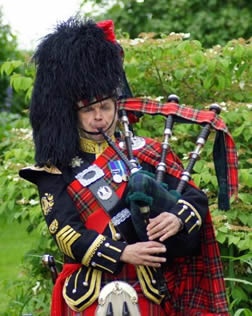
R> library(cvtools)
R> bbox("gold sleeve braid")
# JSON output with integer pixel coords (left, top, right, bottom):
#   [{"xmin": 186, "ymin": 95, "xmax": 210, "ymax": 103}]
[
  {"xmin": 177, "ymin": 199, "xmax": 202, "ymax": 233},
  {"xmin": 56, "ymin": 225, "xmax": 81, "ymax": 259},
  {"xmin": 81, "ymin": 235, "xmax": 106, "ymax": 266}
]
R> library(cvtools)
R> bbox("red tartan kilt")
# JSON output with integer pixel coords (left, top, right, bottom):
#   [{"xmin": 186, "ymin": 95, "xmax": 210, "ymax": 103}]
[{"xmin": 62, "ymin": 263, "xmax": 166, "ymax": 316}]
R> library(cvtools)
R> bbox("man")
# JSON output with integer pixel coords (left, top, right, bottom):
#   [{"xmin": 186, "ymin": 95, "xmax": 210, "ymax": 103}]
[{"xmin": 20, "ymin": 17, "xmax": 233, "ymax": 315}]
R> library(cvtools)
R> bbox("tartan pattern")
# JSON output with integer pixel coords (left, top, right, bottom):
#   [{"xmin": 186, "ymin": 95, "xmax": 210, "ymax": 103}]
[
  {"xmin": 134, "ymin": 137, "xmax": 184, "ymax": 178},
  {"xmin": 67, "ymin": 137, "xmax": 183, "ymax": 223},
  {"xmin": 118, "ymin": 98, "xmax": 227, "ymax": 131},
  {"xmin": 62, "ymin": 211, "xmax": 229, "ymax": 315},
  {"xmin": 225, "ymin": 134, "xmax": 239, "ymax": 198},
  {"xmin": 67, "ymin": 145, "xmax": 127, "ymax": 223},
  {"xmin": 65, "ymin": 137, "xmax": 229, "ymax": 315},
  {"xmin": 118, "ymin": 97, "xmax": 238, "ymax": 199}
]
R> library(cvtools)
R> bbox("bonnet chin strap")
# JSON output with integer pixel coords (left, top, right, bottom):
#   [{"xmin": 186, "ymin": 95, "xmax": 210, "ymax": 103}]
[{"xmin": 118, "ymin": 97, "xmax": 238, "ymax": 211}]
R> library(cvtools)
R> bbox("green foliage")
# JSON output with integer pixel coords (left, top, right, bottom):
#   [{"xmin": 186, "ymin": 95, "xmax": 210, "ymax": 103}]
[
  {"xmin": 0, "ymin": 59, "xmax": 35, "ymax": 113},
  {"xmin": 0, "ymin": 7, "xmax": 32, "ymax": 114},
  {"xmin": 0, "ymin": 8, "xmax": 18, "ymax": 107},
  {"xmin": 121, "ymin": 35, "xmax": 252, "ymax": 105},
  {"xmin": 0, "ymin": 60, "xmax": 34, "ymax": 101},
  {"xmin": 1, "ymin": 34, "xmax": 251, "ymax": 314},
  {"xmin": 81, "ymin": 0, "xmax": 252, "ymax": 47},
  {"xmin": 0, "ymin": 113, "xmax": 61, "ymax": 314}
]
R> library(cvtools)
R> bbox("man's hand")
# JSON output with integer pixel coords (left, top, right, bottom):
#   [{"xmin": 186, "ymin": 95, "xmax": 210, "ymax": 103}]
[
  {"xmin": 147, "ymin": 212, "xmax": 182, "ymax": 242},
  {"xmin": 120, "ymin": 241, "xmax": 166, "ymax": 267}
]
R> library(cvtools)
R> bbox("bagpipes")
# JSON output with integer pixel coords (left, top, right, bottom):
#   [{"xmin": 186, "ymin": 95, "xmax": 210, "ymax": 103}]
[{"xmin": 99, "ymin": 94, "xmax": 223, "ymax": 300}]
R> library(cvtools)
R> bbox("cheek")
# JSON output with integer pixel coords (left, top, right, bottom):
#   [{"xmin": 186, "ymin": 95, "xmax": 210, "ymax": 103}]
[{"xmin": 77, "ymin": 114, "xmax": 89, "ymax": 129}]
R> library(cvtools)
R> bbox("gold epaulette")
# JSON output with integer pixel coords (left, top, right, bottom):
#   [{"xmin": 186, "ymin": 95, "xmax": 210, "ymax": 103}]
[{"xmin": 23, "ymin": 165, "xmax": 62, "ymax": 175}]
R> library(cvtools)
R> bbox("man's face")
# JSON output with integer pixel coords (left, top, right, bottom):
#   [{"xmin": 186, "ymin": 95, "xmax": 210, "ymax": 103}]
[{"xmin": 77, "ymin": 97, "xmax": 118, "ymax": 143}]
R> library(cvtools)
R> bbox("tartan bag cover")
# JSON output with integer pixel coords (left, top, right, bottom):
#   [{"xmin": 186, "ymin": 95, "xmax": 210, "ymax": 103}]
[
  {"xmin": 65, "ymin": 136, "xmax": 232, "ymax": 314},
  {"xmin": 118, "ymin": 97, "xmax": 238, "ymax": 209}
]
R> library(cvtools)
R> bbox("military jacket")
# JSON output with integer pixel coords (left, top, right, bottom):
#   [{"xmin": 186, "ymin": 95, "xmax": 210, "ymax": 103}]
[{"xmin": 19, "ymin": 137, "xmax": 209, "ymax": 311}]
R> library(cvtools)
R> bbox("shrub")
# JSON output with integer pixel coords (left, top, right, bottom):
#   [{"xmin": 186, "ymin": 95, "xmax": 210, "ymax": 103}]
[{"xmin": 1, "ymin": 34, "xmax": 251, "ymax": 314}]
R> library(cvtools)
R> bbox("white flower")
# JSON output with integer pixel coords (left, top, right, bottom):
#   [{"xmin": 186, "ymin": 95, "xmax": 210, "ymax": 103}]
[
  {"xmin": 183, "ymin": 33, "xmax": 190, "ymax": 39},
  {"xmin": 32, "ymin": 281, "xmax": 40, "ymax": 295},
  {"xmin": 224, "ymin": 222, "xmax": 231, "ymax": 230},
  {"xmin": 246, "ymin": 104, "xmax": 252, "ymax": 109},
  {"xmin": 239, "ymin": 81, "xmax": 245, "ymax": 90},
  {"xmin": 202, "ymin": 188, "xmax": 209, "ymax": 193},
  {"xmin": 130, "ymin": 38, "xmax": 144, "ymax": 46},
  {"xmin": 155, "ymin": 96, "xmax": 164, "ymax": 102},
  {"xmin": 29, "ymin": 199, "xmax": 39, "ymax": 205},
  {"xmin": 171, "ymin": 136, "xmax": 178, "ymax": 141}
]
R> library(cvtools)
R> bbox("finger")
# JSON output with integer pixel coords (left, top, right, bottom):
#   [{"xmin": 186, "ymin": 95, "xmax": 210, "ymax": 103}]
[
  {"xmin": 147, "ymin": 221, "xmax": 167, "ymax": 236},
  {"xmin": 148, "ymin": 224, "xmax": 172, "ymax": 240},
  {"xmin": 145, "ymin": 241, "xmax": 165, "ymax": 248},
  {"xmin": 143, "ymin": 255, "xmax": 166, "ymax": 263},
  {"xmin": 147, "ymin": 214, "xmax": 164, "ymax": 229},
  {"xmin": 159, "ymin": 227, "xmax": 178, "ymax": 241},
  {"xmin": 144, "ymin": 245, "xmax": 166, "ymax": 254}
]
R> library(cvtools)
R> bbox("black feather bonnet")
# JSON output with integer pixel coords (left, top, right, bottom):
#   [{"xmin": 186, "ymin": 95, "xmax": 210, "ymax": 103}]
[{"xmin": 30, "ymin": 17, "xmax": 124, "ymax": 167}]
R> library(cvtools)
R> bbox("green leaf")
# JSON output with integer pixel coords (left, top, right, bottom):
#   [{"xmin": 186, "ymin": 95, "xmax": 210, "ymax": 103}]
[
  {"xmin": 234, "ymin": 309, "xmax": 250, "ymax": 316},
  {"xmin": 238, "ymin": 213, "xmax": 249, "ymax": 226},
  {"xmin": 174, "ymin": 69, "xmax": 186, "ymax": 80},
  {"xmin": 0, "ymin": 60, "xmax": 23, "ymax": 76},
  {"xmin": 216, "ymin": 231, "xmax": 226, "ymax": 243},
  {"xmin": 10, "ymin": 74, "xmax": 33, "ymax": 92},
  {"xmin": 192, "ymin": 174, "xmax": 201, "ymax": 187},
  {"xmin": 207, "ymin": 59, "xmax": 217, "ymax": 72},
  {"xmin": 210, "ymin": 175, "xmax": 218, "ymax": 188},
  {"xmin": 228, "ymin": 235, "xmax": 240, "ymax": 246},
  {"xmin": 232, "ymin": 124, "xmax": 245, "ymax": 137},
  {"xmin": 216, "ymin": 75, "xmax": 226, "ymax": 91},
  {"xmin": 191, "ymin": 51, "xmax": 204, "ymax": 65},
  {"xmin": 238, "ymin": 193, "xmax": 252, "ymax": 204},
  {"xmin": 203, "ymin": 76, "xmax": 213, "ymax": 90},
  {"xmin": 231, "ymin": 286, "xmax": 248, "ymax": 303}
]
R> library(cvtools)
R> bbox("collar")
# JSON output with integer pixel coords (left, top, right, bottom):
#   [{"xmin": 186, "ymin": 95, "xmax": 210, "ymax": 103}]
[{"xmin": 80, "ymin": 136, "xmax": 115, "ymax": 156}]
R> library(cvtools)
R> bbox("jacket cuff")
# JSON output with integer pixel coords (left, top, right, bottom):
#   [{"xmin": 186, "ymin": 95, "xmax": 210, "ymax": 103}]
[
  {"xmin": 81, "ymin": 235, "xmax": 127, "ymax": 274},
  {"xmin": 170, "ymin": 199, "xmax": 202, "ymax": 234}
]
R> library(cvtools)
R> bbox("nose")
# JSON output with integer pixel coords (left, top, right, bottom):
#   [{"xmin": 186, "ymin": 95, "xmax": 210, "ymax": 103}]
[{"xmin": 94, "ymin": 107, "xmax": 102, "ymax": 120}]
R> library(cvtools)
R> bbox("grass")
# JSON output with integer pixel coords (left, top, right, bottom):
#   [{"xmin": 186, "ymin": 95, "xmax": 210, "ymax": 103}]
[
  {"xmin": 0, "ymin": 218, "xmax": 39, "ymax": 281},
  {"xmin": 0, "ymin": 217, "xmax": 39, "ymax": 313}
]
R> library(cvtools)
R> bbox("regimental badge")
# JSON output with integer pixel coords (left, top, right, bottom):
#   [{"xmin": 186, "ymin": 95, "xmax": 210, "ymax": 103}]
[
  {"xmin": 70, "ymin": 156, "xmax": 84, "ymax": 168},
  {"xmin": 41, "ymin": 193, "xmax": 54, "ymax": 216},
  {"xmin": 49, "ymin": 219, "xmax": 59, "ymax": 234},
  {"xmin": 97, "ymin": 185, "xmax": 113, "ymax": 200}
]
